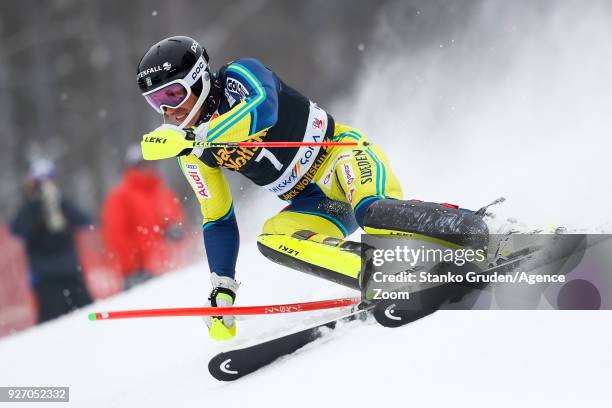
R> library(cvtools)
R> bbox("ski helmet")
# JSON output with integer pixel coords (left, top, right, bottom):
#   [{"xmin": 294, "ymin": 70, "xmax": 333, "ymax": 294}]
[{"xmin": 137, "ymin": 36, "xmax": 217, "ymax": 127}]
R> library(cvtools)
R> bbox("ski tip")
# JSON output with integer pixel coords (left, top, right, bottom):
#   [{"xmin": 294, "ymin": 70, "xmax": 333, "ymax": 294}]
[{"xmin": 88, "ymin": 313, "xmax": 97, "ymax": 321}]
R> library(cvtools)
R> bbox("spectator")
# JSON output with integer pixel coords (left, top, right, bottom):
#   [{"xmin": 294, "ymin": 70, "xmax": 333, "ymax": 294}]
[
  {"xmin": 10, "ymin": 159, "xmax": 92, "ymax": 323},
  {"xmin": 101, "ymin": 144, "xmax": 186, "ymax": 289}
]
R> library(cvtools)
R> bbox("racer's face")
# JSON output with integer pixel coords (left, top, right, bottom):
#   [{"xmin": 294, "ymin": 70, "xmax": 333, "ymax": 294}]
[{"xmin": 163, "ymin": 93, "xmax": 202, "ymax": 128}]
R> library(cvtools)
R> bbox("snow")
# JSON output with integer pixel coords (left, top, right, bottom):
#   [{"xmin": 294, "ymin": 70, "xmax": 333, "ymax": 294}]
[{"xmin": 1, "ymin": 244, "xmax": 610, "ymax": 407}]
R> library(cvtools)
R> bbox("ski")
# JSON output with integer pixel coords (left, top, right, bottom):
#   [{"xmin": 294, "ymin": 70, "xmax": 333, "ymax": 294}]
[
  {"xmin": 208, "ymin": 307, "xmax": 372, "ymax": 381},
  {"xmin": 208, "ymin": 300, "xmax": 437, "ymax": 381},
  {"xmin": 207, "ymin": 256, "xmax": 527, "ymax": 382},
  {"xmin": 370, "ymin": 244, "xmax": 540, "ymax": 327},
  {"xmin": 208, "ymin": 234, "xmax": 587, "ymax": 381},
  {"xmin": 371, "ymin": 233, "xmax": 590, "ymax": 327}
]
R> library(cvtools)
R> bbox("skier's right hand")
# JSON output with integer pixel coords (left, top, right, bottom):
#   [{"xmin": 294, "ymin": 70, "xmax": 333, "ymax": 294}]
[
  {"xmin": 204, "ymin": 272, "xmax": 239, "ymax": 341},
  {"xmin": 141, "ymin": 122, "xmax": 209, "ymax": 160}
]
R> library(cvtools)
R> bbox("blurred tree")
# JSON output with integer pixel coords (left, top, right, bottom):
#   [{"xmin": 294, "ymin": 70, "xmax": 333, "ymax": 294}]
[{"xmin": 0, "ymin": 0, "xmax": 424, "ymax": 222}]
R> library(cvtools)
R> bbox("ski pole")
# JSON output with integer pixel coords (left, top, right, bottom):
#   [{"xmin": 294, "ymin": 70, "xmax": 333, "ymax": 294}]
[
  {"xmin": 89, "ymin": 297, "xmax": 360, "ymax": 321},
  {"xmin": 141, "ymin": 127, "xmax": 365, "ymax": 160},
  {"xmin": 196, "ymin": 141, "xmax": 359, "ymax": 148}
]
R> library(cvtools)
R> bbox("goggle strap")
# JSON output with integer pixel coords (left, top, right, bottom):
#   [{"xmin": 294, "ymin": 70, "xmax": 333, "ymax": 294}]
[
  {"xmin": 183, "ymin": 56, "xmax": 208, "ymax": 88},
  {"xmin": 179, "ymin": 76, "xmax": 209, "ymax": 129}
]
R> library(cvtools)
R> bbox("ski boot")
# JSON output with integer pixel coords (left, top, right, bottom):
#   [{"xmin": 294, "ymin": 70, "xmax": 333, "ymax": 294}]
[{"xmin": 358, "ymin": 198, "xmax": 490, "ymax": 327}]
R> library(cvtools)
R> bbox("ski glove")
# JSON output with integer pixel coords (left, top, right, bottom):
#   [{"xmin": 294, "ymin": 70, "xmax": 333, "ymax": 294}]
[
  {"xmin": 141, "ymin": 123, "xmax": 209, "ymax": 160},
  {"xmin": 204, "ymin": 272, "xmax": 239, "ymax": 341}
]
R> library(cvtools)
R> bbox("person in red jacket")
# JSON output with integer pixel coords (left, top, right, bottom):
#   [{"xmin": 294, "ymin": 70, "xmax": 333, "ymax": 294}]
[{"xmin": 102, "ymin": 144, "xmax": 186, "ymax": 289}]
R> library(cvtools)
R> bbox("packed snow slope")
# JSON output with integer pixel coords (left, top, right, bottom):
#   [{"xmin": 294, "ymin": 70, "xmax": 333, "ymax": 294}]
[{"xmin": 0, "ymin": 248, "xmax": 610, "ymax": 408}]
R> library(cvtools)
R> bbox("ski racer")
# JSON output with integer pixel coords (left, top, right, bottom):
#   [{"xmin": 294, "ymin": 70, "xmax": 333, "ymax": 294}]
[{"xmin": 136, "ymin": 36, "xmax": 488, "ymax": 340}]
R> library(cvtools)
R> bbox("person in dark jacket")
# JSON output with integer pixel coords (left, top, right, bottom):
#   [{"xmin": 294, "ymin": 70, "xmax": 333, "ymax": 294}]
[{"xmin": 10, "ymin": 159, "xmax": 92, "ymax": 323}]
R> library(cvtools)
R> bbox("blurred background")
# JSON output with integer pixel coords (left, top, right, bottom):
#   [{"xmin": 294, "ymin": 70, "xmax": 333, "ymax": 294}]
[
  {"xmin": 0, "ymin": 0, "xmax": 399, "ymax": 216},
  {"xmin": 1, "ymin": 0, "xmax": 611, "ymax": 336}
]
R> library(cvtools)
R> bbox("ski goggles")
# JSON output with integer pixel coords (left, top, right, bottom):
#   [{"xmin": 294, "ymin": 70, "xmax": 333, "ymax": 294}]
[
  {"xmin": 141, "ymin": 56, "xmax": 207, "ymax": 114},
  {"xmin": 143, "ymin": 81, "xmax": 191, "ymax": 114}
]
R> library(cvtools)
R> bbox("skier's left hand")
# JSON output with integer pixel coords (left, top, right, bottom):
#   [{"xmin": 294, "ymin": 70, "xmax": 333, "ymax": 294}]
[{"xmin": 204, "ymin": 273, "xmax": 239, "ymax": 341}]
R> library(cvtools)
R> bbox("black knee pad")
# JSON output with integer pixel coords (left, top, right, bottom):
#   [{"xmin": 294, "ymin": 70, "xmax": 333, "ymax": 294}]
[{"xmin": 363, "ymin": 199, "xmax": 489, "ymax": 249}]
